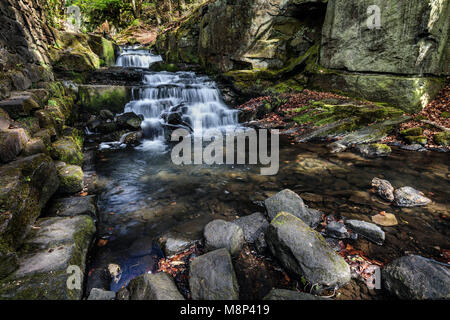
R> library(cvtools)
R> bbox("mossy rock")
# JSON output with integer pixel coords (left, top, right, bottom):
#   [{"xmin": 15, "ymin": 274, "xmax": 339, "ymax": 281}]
[
  {"xmin": 56, "ymin": 164, "xmax": 84, "ymax": 194},
  {"xmin": 87, "ymin": 34, "xmax": 117, "ymax": 67},
  {"xmin": 78, "ymin": 85, "xmax": 130, "ymax": 114},
  {"xmin": 400, "ymin": 127, "xmax": 423, "ymax": 136},
  {"xmin": 51, "ymin": 137, "xmax": 83, "ymax": 166},
  {"xmin": 433, "ymin": 132, "xmax": 450, "ymax": 146},
  {"xmin": 356, "ymin": 143, "xmax": 392, "ymax": 158},
  {"xmin": 404, "ymin": 135, "xmax": 428, "ymax": 145},
  {"xmin": 441, "ymin": 111, "xmax": 450, "ymax": 119}
]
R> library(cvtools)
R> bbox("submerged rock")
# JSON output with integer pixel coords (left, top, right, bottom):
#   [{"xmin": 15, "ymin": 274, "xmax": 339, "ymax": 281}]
[
  {"xmin": 125, "ymin": 272, "xmax": 184, "ymax": 300},
  {"xmin": 87, "ymin": 288, "xmax": 116, "ymax": 300},
  {"xmin": 371, "ymin": 177, "xmax": 395, "ymax": 202},
  {"xmin": 382, "ymin": 255, "xmax": 450, "ymax": 300},
  {"xmin": 189, "ymin": 248, "xmax": 239, "ymax": 300},
  {"xmin": 264, "ymin": 189, "xmax": 312, "ymax": 226},
  {"xmin": 356, "ymin": 143, "xmax": 392, "ymax": 158},
  {"xmin": 263, "ymin": 289, "xmax": 330, "ymax": 300},
  {"xmin": 204, "ymin": 219, "xmax": 244, "ymax": 256},
  {"xmin": 265, "ymin": 212, "xmax": 350, "ymax": 288},
  {"xmin": 345, "ymin": 220, "xmax": 385, "ymax": 245},
  {"xmin": 0, "ymin": 215, "xmax": 95, "ymax": 300},
  {"xmin": 371, "ymin": 213, "xmax": 398, "ymax": 227},
  {"xmin": 394, "ymin": 187, "xmax": 431, "ymax": 207}
]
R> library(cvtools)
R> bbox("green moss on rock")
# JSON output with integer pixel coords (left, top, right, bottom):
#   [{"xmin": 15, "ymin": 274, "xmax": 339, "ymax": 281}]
[
  {"xmin": 400, "ymin": 127, "xmax": 423, "ymax": 136},
  {"xmin": 433, "ymin": 132, "xmax": 450, "ymax": 146},
  {"xmin": 78, "ymin": 85, "xmax": 130, "ymax": 114},
  {"xmin": 56, "ymin": 164, "xmax": 83, "ymax": 194},
  {"xmin": 404, "ymin": 135, "xmax": 428, "ymax": 145}
]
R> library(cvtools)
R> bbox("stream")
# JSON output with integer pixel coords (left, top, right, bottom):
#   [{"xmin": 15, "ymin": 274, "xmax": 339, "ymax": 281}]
[{"xmin": 86, "ymin": 49, "xmax": 450, "ymax": 297}]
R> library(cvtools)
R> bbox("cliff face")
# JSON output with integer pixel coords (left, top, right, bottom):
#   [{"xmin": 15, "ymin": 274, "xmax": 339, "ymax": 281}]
[
  {"xmin": 154, "ymin": 0, "xmax": 449, "ymax": 112},
  {"xmin": 0, "ymin": 0, "xmax": 56, "ymax": 99}
]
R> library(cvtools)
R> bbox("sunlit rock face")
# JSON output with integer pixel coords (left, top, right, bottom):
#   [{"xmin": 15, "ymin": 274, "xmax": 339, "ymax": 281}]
[{"xmin": 320, "ymin": 0, "xmax": 450, "ymax": 76}]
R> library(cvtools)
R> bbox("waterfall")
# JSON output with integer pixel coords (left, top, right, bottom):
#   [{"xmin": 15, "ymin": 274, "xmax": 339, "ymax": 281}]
[
  {"xmin": 116, "ymin": 47, "xmax": 163, "ymax": 68},
  {"xmin": 116, "ymin": 48, "xmax": 239, "ymax": 150}
]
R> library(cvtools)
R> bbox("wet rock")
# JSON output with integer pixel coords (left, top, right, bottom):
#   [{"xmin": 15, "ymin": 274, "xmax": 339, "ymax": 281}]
[
  {"xmin": 0, "ymin": 250, "xmax": 18, "ymax": 280},
  {"xmin": 345, "ymin": 220, "xmax": 385, "ymax": 245},
  {"xmin": 0, "ymin": 215, "xmax": 95, "ymax": 299},
  {"xmin": 204, "ymin": 219, "xmax": 244, "ymax": 256},
  {"xmin": 404, "ymin": 136, "xmax": 427, "ymax": 146},
  {"xmin": 433, "ymin": 132, "xmax": 450, "ymax": 147},
  {"xmin": 189, "ymin": 248, "xmax": 239, "ymax": 300},
  {"xmin": 264, "ymin": 189, "xmax": 312, "ymax": 226},
  {"xmin": 263, "ymin": 289, "xmax": 330, "ymax": 300},
  {"xmin": 87, "ymin": 288, "xmax": 116, "ymax": 300},
  {"xmin": 96, "ymin": 121, "xmax": 117, "ymax": 134},
  {"xmin": 116, "ymin": 112, "xmax": 144, "ymax": 131},
  {"xmin": 125, "ymin": 272, "xmax": 184, "ymax": 300},
  {"xmin": 121, "ymin": 131, "xmax": 142, "ymax": 146},
  {"xmin": 394, "ymin": 187, "xmax": 431, "ymax": 207},
  {"xmin": 356, "ymin": 143, "xmax": 391, "ymax": 158},
  {"xmin": 400, "ymin": 144, "xmax": 427, "ymax": 152},
  {"xmin": 56, "ymin": 163, "xmax": 84, "ymax": 194},
  {"xmin": 47, "ymin": 195, "xmax": 97, "ymax": 218},
  {"xmin": 382, "ymin": 255, "xmax": 450, "ymax": 300},
  {"xmin": 99, "ymin": 109, "xmax": 115, "ymax": 120},
  {"xmin": 158, "ymin": 232, "xmax": 198, "ymax": 257},
  {"xmin": 371, "ymin": 177, "xmax": 395, "ymax": 202},
  {"xmin": 0, "ymin": 128, "xmax": 29, "ymax": 163},
  {"xmin": 0, "ymin": 154, "xmax": 59, "ymax": 249},
  {"xmin": 233, "ymin": 212, "xmax": 269, "ymax": 245},
  {"xmin": 371, "ymin": 213, "xmax": 398, "ymax": 227},
  {"xmin": 87, "ymin": 67, "xmax": 143, "ymax": 85},
  {"xmin": 325, "ymin": 221, "xmax": 350, "ymax": 239},
  {"xmin": 265, "ymin": 212, "xmax": 351, "ymax": 288}
]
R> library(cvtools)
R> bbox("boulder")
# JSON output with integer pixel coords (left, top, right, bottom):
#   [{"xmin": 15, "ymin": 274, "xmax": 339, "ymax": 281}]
[
  {"xmin": 264, "ymin": 189, "xmax": 312, "ymax": 226},
  {"xmin": 99, "ymin": 109, "xmax": 115, "ymax": 120},
  {"xmin": 116, "ymin": 112, "xmax": 144, "ymax": 131},
  {"xmin": 125, "ymin": 272, "xmax": 184, "ymax": 300},
  {"xmin": 345, "ymin": 220, "xmax": 385, "ymax": 245},
  {"xmin": 121, "ymin": 131, "xmax": 143, "ymax": 147},
  {"xmin": 0, "ymin": 128, "xmax": 29, "ymax": 163},
  {"xmin": 56, "ymin": 163, "xmax": 84, "ymax": 194},
  {"xmin": 204, "ymin": 219, "xmax": 244, "ymax": 256},
  {"xmin": 404, "ymin": 136, "xmax": 428, "ymax": 146},
  {"xmin": 382, "ymin": 255, "xmax": 450, "ymax": 300},
  {"xmin": 394, "ymin": 187, "xmax": 431, "ymax": 207},
  {"xmin": 189, "ymin": 248, "xmax": 239, "ymax": 300},
  {"xmin": 87, "ymin": 288, "xmax": 116, "ymax": 300},
  {"xmin": 265, "ymin": 212, "xmax": 350, "ymax": 288},
  {"xmin": 371, "ymin": 178, "xmax": 394, "ymax": 202},
  {"xmin": 400, "ymin": 127, "xmax": 424, "ymax": 137},
  {"xmin": 23, "ymin": 138, "xmax": 47, "ymax": 156},
  {"xmin": 232, "ymin": 212, "xmax": 269, "ymax": 244},
  {"xmin": 86, "ymin": 34, "xmax": 117, "ymax": 67},
  {"xmin": 263, "ymin": 289, "xmax": 330, "ymax": 300},
  {"xmin": 47, "ymin": 196, "xmax": 97, "ymax": 218},
  {"xmin": 0, "ymin": 154, "xmax": 59, "ymax": 249},
  {"xmin": 51, "ymin": 137, "xmax": 83, "ymax": 166},
  {"xmin": 0, "ymin": 109, "xmax": 11, "ymax": 130},
  {"xmin": 356, "ymin": 143, "xmax": 391, "ymax": 158},
  {"xmin": 0, "ymin": 215, "xmax": 95, "ymax": 300},
  {"xmin": 0, "ymin": 95, "xmax": 40, "ymax": 119},
  {"xmin": 433, "ymin": 132, "xmax": 450, "ymax": 147}
]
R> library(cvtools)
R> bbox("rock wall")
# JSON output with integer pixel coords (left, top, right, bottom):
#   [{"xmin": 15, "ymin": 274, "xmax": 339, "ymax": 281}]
[{"xmin": 154, "ymin": 0, "xmax": 449, "ymax": 111}]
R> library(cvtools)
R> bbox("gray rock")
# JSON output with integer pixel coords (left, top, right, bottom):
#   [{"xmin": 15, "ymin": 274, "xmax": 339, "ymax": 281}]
[
  {"xmin": 0, "ymin": 95, "xmax": 40, "ymax": 119},
  {"xmin": 116, "ymin": 112, "xmax": 144, "ymax": 131},
  {"xmin": 394, "ymin": 187, "xmax": 431, "ymax": 207},
  {"xmin": 204, "ymin": 219, "xmax": 244, "ymax": 256},
  {"xmin": 158, "ymin": 232, "xmax": 198, "ymax": 257},
  {"xmin": 263, "ymin": 289, "xmax": 330, "ymax": 300},
  {"xmin": 308, "ymin": 208, "xmax": 323, "ymax": 229},
  {"xmin": 372, "ymin": 177, "xmax": 394, "ymax": 202},
  {"xmin": 233, "ymin": 212, "xmax": 269, "ymax": 244},
  {"xmin": 264, "ymin": 189, "xmax": 311, "ymax": 226},
  {"xmin": 356, "ymin": 144, "xmax": 391, "ymax": 158},
  {"xmin": 23, "ymin": 138, "xmax": 46, "ymax": 156},
  {"xmin": 189, "ymin": 248, "xmax": 239, "ymax": 300},
  {"xmin": 325, "ymin": 221, "xmax": 349, "ymax": 239},
  {"xmin": 0, "ymin": 215, "xmax": 95, "ymax": 299},
  {"xmin": 87, "ymin": 288, "xmax": 116, "ymax": 300},
  {"xmin": 345, "ymin": 220, "xmax": 385, "ymax": 245},
  {"xmin": 265, "ymin": 212, "xmax": 351, "ymax": 288},
  {"xmin": 126, "ymin": 272, "xmax": 184, "ymax": 300},
  {"xmin": 47, "ymin": 195, "xmax": 97, "ymax": 218},
  {"xmin": 382, "ymin": 255, "xmax": 450, "ymax": 300},
  {"xmin": 0, "ymin": 128, "xmax": 29, "ymax": 163}
]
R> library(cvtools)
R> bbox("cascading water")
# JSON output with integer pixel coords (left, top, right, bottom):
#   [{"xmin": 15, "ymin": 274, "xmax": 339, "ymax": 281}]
[
  {"xmin": 117, "ymin": 48, "xmax": 239, "ymax": 151},
  {"xmin": 116, "ymin": 46, "xmax": 163, "ymax": 68}
]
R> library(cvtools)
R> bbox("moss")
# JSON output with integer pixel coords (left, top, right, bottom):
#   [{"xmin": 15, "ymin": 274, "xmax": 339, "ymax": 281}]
[
  {"xmin": 57, "ymin": 165, "xmax": 83, "ymax": 194},
  {"xmin": 441, "ymin": 111, "xmax": 450, "ymax": 119},
  {"xmin": 51, "ymin": 137, "xmax": 83, "ymax": 166},
  {"xmin": 78, "ymin": 85, "xmax": 129, "ymax": 114},
  {"xmin": 400, "ymin": 127, "xmax": 423, "ymax": 136},
  {"xmin": 433, "ymin": 132, "xmax": 450, "ymax": 146},
  {"xmin": 404, "ymin": 135, "xmax": 428, "ymax": 145}
]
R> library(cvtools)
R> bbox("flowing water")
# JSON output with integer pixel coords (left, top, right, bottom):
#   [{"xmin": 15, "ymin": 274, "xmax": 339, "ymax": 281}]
[{"xmin": 86, "ymin": 48, "xmax": 450, "ymax": 297}]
